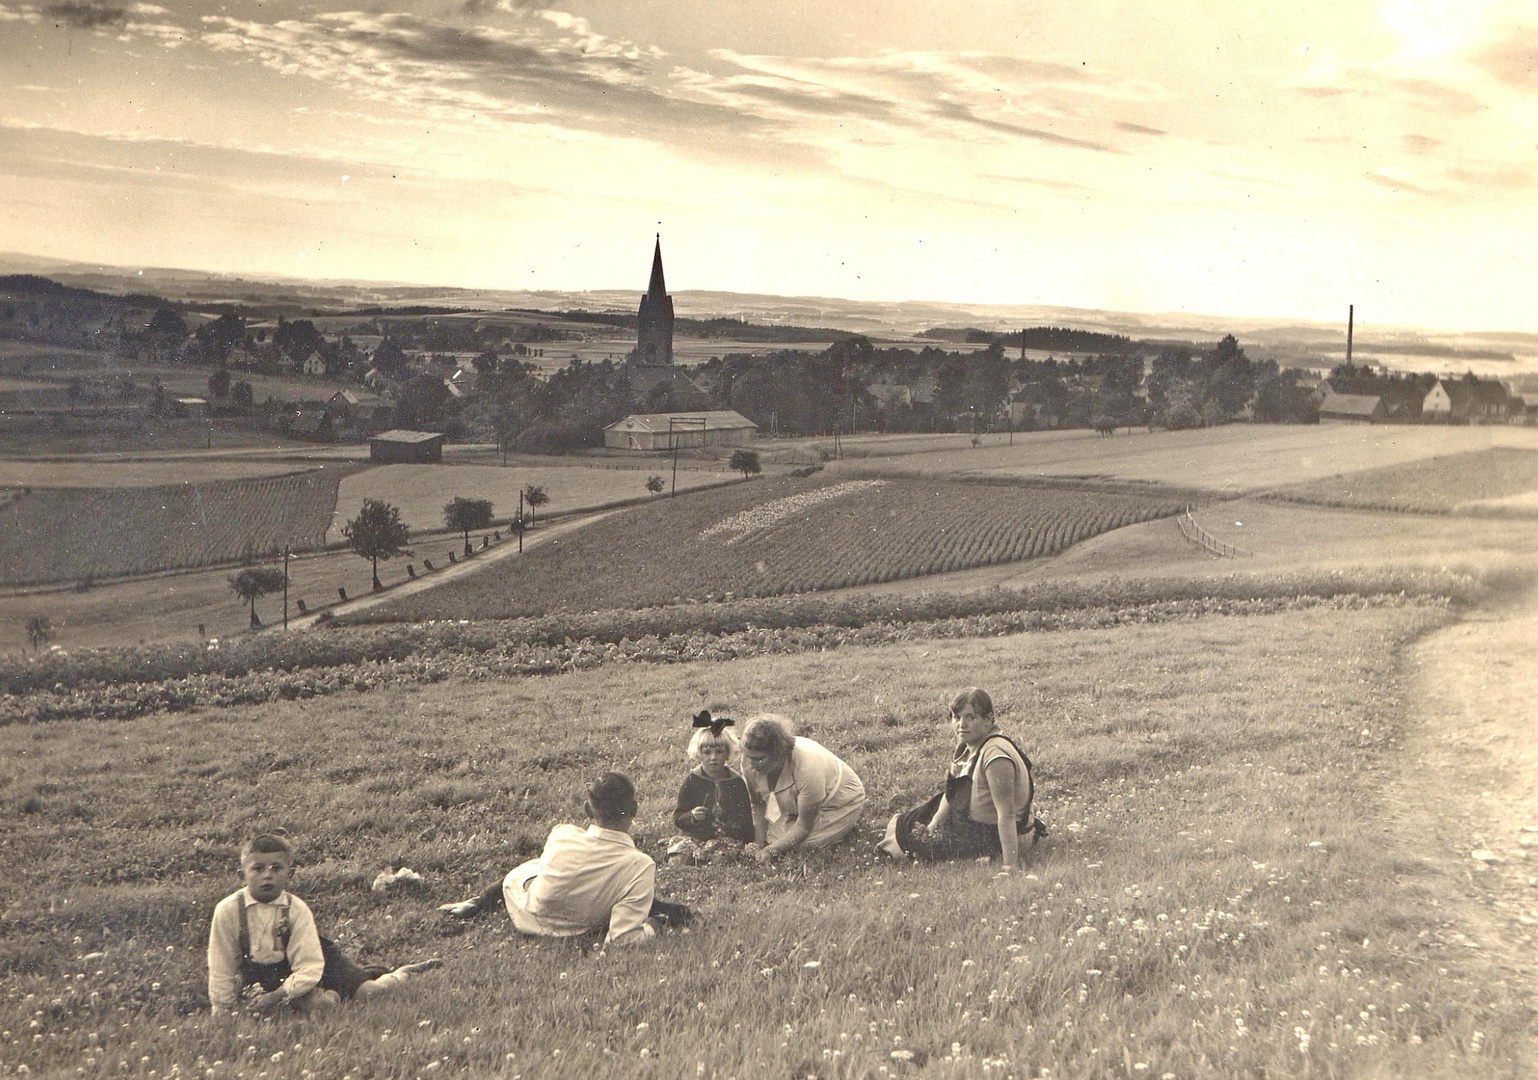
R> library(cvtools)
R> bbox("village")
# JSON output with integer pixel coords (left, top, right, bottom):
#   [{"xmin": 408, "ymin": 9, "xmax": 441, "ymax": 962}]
[{"xmin": 3, "ymin": 242, "xmax": 1535, "ymax": 467}]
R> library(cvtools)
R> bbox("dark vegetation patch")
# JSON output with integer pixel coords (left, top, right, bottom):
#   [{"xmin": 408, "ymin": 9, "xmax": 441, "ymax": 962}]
[{"xmin": 0, "ymin": 565, "xmax": 1513, "ymax": 724}]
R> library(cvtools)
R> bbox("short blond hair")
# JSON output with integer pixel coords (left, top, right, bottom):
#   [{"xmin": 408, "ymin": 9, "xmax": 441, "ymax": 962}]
[{"xmin": 687, "ymin": 725, "xmax": 740, "ymax": 763}]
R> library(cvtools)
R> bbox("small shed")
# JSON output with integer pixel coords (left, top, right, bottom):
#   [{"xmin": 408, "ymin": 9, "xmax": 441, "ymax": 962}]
[
  {"xmin": 370, "ymin": 429, "xmax": 444, "ymax": 463},
  {"xmin": 602, "ymin": 410, "xmax": 758, "ymax": 451},
  {"xmin": 1318, "ymin": 392, "xmax": 1387, "ymax": 423}
]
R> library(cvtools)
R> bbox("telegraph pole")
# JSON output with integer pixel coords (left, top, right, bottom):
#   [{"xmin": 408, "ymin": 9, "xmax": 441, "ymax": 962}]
[{"xmin": 282, "ymin": 544, "xmax": 290, "ymax": 629}]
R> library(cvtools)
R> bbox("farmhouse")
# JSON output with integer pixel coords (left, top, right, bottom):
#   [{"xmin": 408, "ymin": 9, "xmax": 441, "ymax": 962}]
[
  {"xmin": 370, "ymin": 429, "xmax": 444, "ymax": 463},
  {"xmin": 1423, "ymin": 377, "xmax": 1513, "ymax": 423},
  {"xmin": 603, "ymin": 410, "xmax": 758, "ymax": 451},
  {"xmin": 1318, "ymin": 390, "xmax": 1387, "ymax": 423},
  {"xmin": 327, "ymin": 389, "xmax": 393, "ymax": 432}
]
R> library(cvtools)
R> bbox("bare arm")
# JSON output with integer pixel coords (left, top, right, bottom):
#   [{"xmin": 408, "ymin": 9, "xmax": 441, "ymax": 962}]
[
  {"xmin": 984, "ymin": 757, "xmax": 1020, "ymax": 870},
  {"xmin": 750, "ymin": 786, "xmax": 770, "ymax": 847}
]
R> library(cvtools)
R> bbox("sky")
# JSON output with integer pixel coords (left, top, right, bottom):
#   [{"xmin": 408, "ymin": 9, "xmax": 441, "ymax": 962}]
[{"xmin": 0, "ymin": 0, "xmax": 1535, "ymax": 332}]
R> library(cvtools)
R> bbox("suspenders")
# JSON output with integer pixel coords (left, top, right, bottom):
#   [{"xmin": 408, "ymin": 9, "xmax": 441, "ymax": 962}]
[{"xmin": 236, "ymin": 898, "xmax": 292, "ymax": 962}]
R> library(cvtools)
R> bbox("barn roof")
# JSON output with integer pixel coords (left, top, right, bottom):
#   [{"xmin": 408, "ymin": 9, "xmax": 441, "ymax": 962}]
[
  {"xmin": 1318, "ymin": 393, "xmax": 1384, "ymax": 418},
  {"xmin": 372, "ymin": 429, "xmax": 444, "ymax": 444},
  {"xmin": 603, "ymin": 410, "xmax": 758, "ymax": 433}
]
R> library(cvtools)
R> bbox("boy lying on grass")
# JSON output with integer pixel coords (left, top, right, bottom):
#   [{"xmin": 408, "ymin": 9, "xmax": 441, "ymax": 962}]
[
  {"xmin": 208, "ymin": 834, "xmax": 441, "ymax": 1016},
  {"xmin": 440, "ymin": 771, "xmax": 693, "ymax": 944}
]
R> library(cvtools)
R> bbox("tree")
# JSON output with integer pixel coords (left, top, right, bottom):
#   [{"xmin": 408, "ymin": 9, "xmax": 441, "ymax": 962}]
[
  {"xmin": 24, "ymin": 614, "xmax": 53, "ymax": 652},
  {"xmin": 344, "ymin": 498, "xmax": 411, "ymax": 590},
  {"xmin": 208, "ymin": 367, "xmax": 231, "ymax": 399},
  {"xmin": 443, "ymin": 496, "xmax": 494, "ymax": 556},
  {"xmin": 228, "ymin": 567, "xmax": 286, "ymax": 628},
  {"xmin": 729, "ymin": 448, "xmax": 762, "ymax": 478},
  {"xmin": 645, "ymin": 475, "xmax": 665, "ymax": 495},
  {"xmin": 230, "ymin": 380, "xmax": 254, "ymax": 414},
  {"xmin": 522, "ymin": 484, "xmax": 549, "ymax": 525}
]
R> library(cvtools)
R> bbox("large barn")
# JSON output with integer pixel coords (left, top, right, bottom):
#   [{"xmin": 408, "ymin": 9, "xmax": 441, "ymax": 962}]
[{"xmin": 603, "ymin": 411, "xmax": 758, "ymax": 451}]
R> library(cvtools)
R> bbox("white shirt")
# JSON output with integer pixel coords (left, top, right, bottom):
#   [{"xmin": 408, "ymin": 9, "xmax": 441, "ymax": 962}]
[
  {"xmin": 753, "ymin": 737, "xmax": 866, "ymax": 822},
  {"xmin": 502, "ymin": 824, "xmax": 657, "ymax": 946},
  {"xmin": 206, "ymin": 888, "xmax": 324, "ymax": 1013}
]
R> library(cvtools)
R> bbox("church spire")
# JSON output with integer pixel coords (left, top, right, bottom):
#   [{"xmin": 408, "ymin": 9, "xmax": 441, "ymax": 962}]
[
  {"xmin": 647, "ymin": 233, "xmax": 667, "ymax": 298},
  {"xmin": 636, "ymin": 233, "xmax": 675, "ymax": 363}
]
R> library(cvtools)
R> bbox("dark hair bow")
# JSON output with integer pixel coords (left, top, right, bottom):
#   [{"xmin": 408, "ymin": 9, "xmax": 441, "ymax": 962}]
[{"xmin": 692, "ymin": 710, "xmax": 734, "ymax": 736}]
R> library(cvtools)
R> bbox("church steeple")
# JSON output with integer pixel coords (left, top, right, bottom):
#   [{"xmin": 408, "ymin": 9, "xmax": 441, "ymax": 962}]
[
  {"xmin": 636, "ymin": 233, "xmax": 675, "ymax": 364},
  {"xmin": 647, "ymin": 233, "xmax": 667, "ymax": 298}
]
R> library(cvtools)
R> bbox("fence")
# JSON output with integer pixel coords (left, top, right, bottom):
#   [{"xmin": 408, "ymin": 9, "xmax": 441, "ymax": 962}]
[{"xmin": 1178, "ymin": 505, "xmax": 1251, "ymax": 558}]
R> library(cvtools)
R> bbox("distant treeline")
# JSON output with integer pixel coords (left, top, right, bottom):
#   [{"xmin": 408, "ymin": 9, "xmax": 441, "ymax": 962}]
[
  {"xmin": 551, "ymin": 310, "xmax": 861, "ymax": 343},
  {"xmin": 918, "ymin": 325, "xmax": 1138, "ymax": 353}
]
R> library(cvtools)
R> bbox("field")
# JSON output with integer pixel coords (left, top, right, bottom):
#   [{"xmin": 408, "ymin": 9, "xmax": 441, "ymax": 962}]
[
  {"xmin": 0, "ymin": 460, "xmax": 326, "ymax": 489},
  {"xmin": 3, "ymin": 415, "xmax": 1538, "ymax": 1077},
  {"xmin": 0, "ymin": 471, "xmax": 350, "ymax": 586},
  {"xmin": 326, "ymin": 463, "xmax": 728, "ymax": 540},
  {"xmin": 358, "ymin": 476, "xmax": 1186, "ymax": 622},
  {"xmin": 1269, "ymin": 446, "xmax": 1538, "ymax": 515},
  {"xmin": 824, "ymin": 424, "xmax": 1538, "ymax": 494},
  {"xmin": 2, "ymin": 589, "xmax": 1529, "ymax": 1078}
]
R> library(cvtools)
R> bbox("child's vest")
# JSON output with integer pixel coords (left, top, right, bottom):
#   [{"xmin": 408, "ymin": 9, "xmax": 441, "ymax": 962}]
[{"xmin": 945, "ymin": 733, "xmax": 1047, "ymax": 838}]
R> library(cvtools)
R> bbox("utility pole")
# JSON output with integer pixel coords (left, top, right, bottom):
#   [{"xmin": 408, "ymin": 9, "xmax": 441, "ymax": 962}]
[
  {"xmin": 1346, "ymin": 304, "xmax": 1354, "ymax": 367},
  {"xmin": 282, "ymin": 544, "xmax": 290, "ymax": 629},
  {"xmin": 517, "ymin": 489, "xmax": 524, "ymax": 552}
]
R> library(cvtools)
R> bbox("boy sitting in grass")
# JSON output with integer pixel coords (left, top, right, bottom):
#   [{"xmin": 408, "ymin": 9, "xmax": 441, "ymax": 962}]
[
  {"xmin": 207, "ymin": 834, "xmax": 441, "ymax": 1016},
  {"xmin": 440, "ymin": 772, "xmax": 693, "ymax": 945}
]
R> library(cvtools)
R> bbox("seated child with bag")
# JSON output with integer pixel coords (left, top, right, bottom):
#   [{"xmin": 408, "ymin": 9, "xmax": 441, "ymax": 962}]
[
  {"xmin": 207, "ymin": 834, "xmax": 441, "ymax": 1016},
  {"xmin": 666, "ymin": 711, "xmax": 755, "ymax": 864},
  {"xmin": 440, "ymin": 772, "xmax": 693, "ymax": 944}
]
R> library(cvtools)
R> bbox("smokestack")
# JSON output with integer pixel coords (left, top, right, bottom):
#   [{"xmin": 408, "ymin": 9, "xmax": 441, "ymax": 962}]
[{"xmin": 1346, "ymin": 304, "xmax": 1354, "ymax": 366}]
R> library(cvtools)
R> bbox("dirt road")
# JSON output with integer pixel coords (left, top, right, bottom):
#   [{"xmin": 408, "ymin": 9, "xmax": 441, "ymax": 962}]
[{"xmin": 1390, "ymin": 577, "xmax": 1538, "ymax": 1052}]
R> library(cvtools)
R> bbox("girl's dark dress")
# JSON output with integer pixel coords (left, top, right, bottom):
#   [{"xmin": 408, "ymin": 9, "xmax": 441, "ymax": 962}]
[{"xmin": 673, "ymin": 768, "xmax": 755, "ymax": 843}]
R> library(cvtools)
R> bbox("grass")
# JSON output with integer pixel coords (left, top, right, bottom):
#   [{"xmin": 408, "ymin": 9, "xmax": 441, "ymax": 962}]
[
  {"xmin": 326, "ymin": 462, "xmax": 727, "ymax": 541},
  {"xmin": 1269, "ymin": 447, "xmax": 1538, "ymax": 515},
  {"xmin": 0, "ymin": 460, "xmax": 327, "ymax": 489},
  {"xmin": 826, "ymin": 424, "xmax": 1538, "ymax": 495},
  {"xmin": 360, "ymin": 476, "xmax": 1185, "ymax": 622},
  {"xmin": 1, "ymin": 600, "xmax": 1527, "ymax": 1078},
  {"xmin": 0, "ymin": 470, "xmax": 353, "ymax": 586}
]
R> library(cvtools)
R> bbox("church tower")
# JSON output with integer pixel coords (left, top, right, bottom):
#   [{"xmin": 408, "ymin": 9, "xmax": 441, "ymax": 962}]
[{"xmin": 636, "ymin": 234, "xmax": 675, "ymax": 363}]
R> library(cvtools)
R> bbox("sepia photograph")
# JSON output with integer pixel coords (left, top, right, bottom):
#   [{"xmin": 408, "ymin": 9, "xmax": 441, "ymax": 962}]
[{"xmin": 2, "ymin": 1, "xmax": 1537, "ymax": 1076}]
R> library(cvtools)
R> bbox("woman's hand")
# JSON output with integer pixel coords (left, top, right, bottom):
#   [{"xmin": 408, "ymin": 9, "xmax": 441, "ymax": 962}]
[
  {"xmin": 689, "ymin": 806, "xmax": 708, "ymax": 823},
  {"xmin": 752, "ymin": 844, "xmax": 776, "ymax": 864}
]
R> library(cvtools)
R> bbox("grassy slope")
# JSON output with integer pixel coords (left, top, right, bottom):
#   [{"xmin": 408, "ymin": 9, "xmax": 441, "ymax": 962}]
[
  {"xmin": 828, "ymin": 424, "xmax": 1538, "ymax": 494},
  {"xmin": 325, "ymin": 463, "xmax": 726, "ymax": 541},
  {"xmin": 1269, "ymin": 446, "xmax": 1538, "ymax": 515},
  {"xmin": 0, "ymin": 470, "xmax": 350, "ymax": 585},
  {"xmin": 2, "ymin": 602, "xmax": 1524, "ymax": 1078},
  {"xmin": 359, "ymin": 476, "xmax": 1183, "ymax": 622}
]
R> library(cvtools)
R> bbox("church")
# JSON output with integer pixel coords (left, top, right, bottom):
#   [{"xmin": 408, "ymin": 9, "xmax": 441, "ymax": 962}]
[{"xmin": 635, "ymin": 234, "xmax": 674, "ymax": 363}]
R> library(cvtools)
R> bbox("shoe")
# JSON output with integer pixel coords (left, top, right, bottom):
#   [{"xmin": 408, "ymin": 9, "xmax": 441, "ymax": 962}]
[{"xmin": 438, "ymin": 900, "xmax": 481, "ymax": 918}]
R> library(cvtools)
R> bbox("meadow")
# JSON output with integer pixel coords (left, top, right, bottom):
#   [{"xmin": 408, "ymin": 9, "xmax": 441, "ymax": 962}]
[
  {"xmin": 1268, "ymin": 447, "xmax": 1538, "ymax": 515},
  {"xmin": 2, "ymin": 589, "xmax": 1527, "ymax": 1079},
  {"xmin": 360, "ymin": 476, "xmax": 1186, "ymax": 622},
  {"xmin": 0, "ymin": 471, "xmax": 351, "ymax": 586},
  {"xmin": 828, "ymin": 424, "xmax": 1538, "ymax": 494},
  {"xmin": 325, "ymin": 463, "xmax": 727, "ymax": 541}
]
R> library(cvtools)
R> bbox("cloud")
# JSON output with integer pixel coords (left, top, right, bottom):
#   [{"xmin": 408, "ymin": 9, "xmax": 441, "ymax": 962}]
[
  {"xmin": 1474, "ymin": 27, "xmax": 1538, "ymax": 89},
  {"xmin": 43, "ymin": 1, "xmax": 124, "ymax": 28}
]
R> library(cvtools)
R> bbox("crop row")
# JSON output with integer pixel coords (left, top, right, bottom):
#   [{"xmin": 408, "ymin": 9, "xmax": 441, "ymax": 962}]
[
  {"xmin": 0, "ymin": 470, "xmax": 346, "ymax": 585},
  {"xmin": 369, "ymin": 475, "xmax": 1187, "ymax": 621}
]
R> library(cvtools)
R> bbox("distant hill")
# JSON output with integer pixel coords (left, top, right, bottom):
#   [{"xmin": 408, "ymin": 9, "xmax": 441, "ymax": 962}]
[{"xmin": 3, "ymin": 251, "xmax": 1536, "ymax": 374}]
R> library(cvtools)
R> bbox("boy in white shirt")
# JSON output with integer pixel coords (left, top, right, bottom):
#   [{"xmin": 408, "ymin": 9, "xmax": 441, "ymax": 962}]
[
  {"xmin": 207, "ymin": 834, "xmax": 440, "ymax": 1015},
  {"xmin": 441, "ymin": 772, "xmax": 693, "ymax": 945}
]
